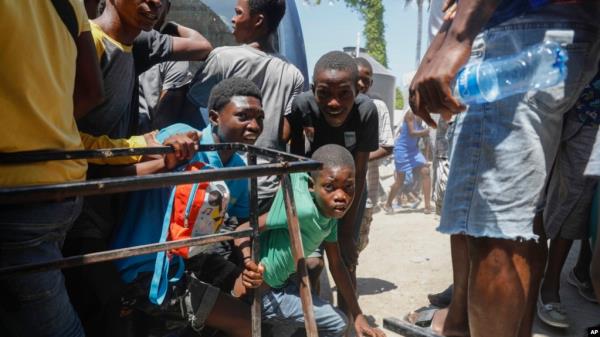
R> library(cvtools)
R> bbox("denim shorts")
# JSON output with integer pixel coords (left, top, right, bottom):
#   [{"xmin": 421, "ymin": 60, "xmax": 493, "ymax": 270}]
[{"xmin": 438, "ymin": 6, "xmax": 600, "ymax": 241}]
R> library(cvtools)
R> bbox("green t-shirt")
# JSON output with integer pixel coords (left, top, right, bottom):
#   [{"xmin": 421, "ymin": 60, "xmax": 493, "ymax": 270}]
[{"xmin": 259, "ymin": 173, "xmax": 338, "ymax": 288}]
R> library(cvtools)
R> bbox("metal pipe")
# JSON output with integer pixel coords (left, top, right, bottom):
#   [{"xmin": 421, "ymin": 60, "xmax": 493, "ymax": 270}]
[
  {"xmin": 0, "ymin": 143, "xmax": 313, "ymax": 164},
  {"xmin": 281, "ymin": 174, "xmax": 319, "ymax": 336},
  {"xmin": 0, "ymin": 161, "xmax": 322, "ymax": 204},
  {"xmin": 248, "ymin": 153, "xmax": 262, "ymax": 337},
  {"xmin": 0, "ymin": 229, "xmax": 253, "ymax": 278}
]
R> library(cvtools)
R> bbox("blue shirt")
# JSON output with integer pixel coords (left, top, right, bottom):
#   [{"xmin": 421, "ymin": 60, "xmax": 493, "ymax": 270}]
[
  {"xmin": 111, "ymin": 123, "xmax": 250, "ymax": 283},
  {"xmin": 486, "ymin": 0, "xmax": 551, "ymax": 28}
]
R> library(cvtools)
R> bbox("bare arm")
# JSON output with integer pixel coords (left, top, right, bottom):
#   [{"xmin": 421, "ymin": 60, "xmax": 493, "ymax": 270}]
[
  {"xmin": 409, "ymin": 0, "xmax": 502, "ymax": 127},
  {"xmin": 287, "ymin": 115, "xmax": 306, "ymax": 156},
  {"xmin": 233, "ymin": 214, "xmax": 270, "ymax": 261},
  {"xmin": 338, "ymin": 151, "xmax": 369, "ymax": 268},
  {"xmin": 73, "ymin": 30, "xmax": 104, "ymax": 119},
  {"xmin": 169, "ymin": 23, "xmax": 213, "ymax": 61},
  {"xmin": 405, "ymin": 112, "xmax": 430, "ymax": 138},
  {"xmin": 153, "ymin": 86, "xmax": 189, "ymax": 129},
  {"xmin": 368, "ymin": 146, "xmax": 393, "ymax": 161},
  {"xmin": 325, "ymin": 242, "xmax": 386, "ymax": 337}
]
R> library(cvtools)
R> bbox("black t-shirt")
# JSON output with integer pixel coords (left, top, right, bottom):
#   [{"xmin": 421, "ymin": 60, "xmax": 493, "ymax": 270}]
[{"xmin": 291, "ymin": 91, "xmax": 379, "ymax": 156}]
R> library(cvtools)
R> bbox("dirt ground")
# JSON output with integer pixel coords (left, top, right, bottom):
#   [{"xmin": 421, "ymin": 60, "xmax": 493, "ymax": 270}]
[{"xmin": 321, "ymin": 170, "xmax": 600, "ymax": 337}]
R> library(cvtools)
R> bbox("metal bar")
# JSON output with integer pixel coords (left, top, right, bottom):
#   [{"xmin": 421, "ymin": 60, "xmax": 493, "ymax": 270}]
[
  {"xmin": 241, "ymin": 144, "xmax": 315, "ymax": 163},
  {"xmin": 0, "ymin": 146, "xmax": 174, "ymax": 164},
  {"xmin": 0, "ymin": 143, "xmax": 312, "ymax": 164},
  {"xmin": 248, "ymin": 153, "xmax": 261, "ymax": 337},
  {"xmin": 383, "ymin": 317, "xmax": 443, "ymax": 337},
  {"xmin": 281, "ymin": 174, "xmax": 319, "ymax": 337},
  {"xmin": 0, "ymin": 161, "xmax": 322, "ymax": 204},
  {"xmin": 0, "ymin": 229, "xmax": 253, "ymax": 278}
]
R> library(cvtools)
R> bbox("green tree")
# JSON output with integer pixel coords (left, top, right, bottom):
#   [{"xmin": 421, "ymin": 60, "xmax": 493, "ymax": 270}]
[
  {"xmin": 395, "ymin": 87, "xmax": 404, "ymax": 109},
  {"xmin": 309, "ymin": 0, "xmax": 388, "ymax": 67}
]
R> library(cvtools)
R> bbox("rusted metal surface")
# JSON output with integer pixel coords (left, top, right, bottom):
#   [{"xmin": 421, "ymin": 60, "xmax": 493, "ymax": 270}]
[
  {"xmin": 0, "ymin": 229, "xmax": 253, "ymax": 278},
  {"xmin": 248, "ymin": 153, "xmax": 262, "ymax": 337},
  {"xmin": 281, "ymin": 174, "xmax": 319, "ymax": 337}
]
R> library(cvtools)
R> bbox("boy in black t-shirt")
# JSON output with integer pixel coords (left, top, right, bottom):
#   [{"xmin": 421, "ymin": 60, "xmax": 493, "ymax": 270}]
[{"xmin": 286, "ymin": 50, "xmax": 379, "ymax": 321}]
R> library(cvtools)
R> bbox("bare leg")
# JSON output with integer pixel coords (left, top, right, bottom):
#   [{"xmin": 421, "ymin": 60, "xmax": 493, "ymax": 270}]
[
  {"xmin": 467, "ymin": 228, "xmax": 545, "ymax": 337},
  {"xmin": 418, "ymin": 165, "xmax": 432, "ymax": 211},
  {"xmin": 443, "ymin": 234, "xmax": 470, "ymax": 337},
  {"xmin": 385, "ymin": 172, "xmax": 405, "ymax": 208},
  {"xmin": 574, "ymin": 239, "xmax": 592, "ymax": 282},
  {"xmin": 540, "ymin": 220, "xmax": 572, "ymax": 304},
  {"xmin": 518, "ymin": 214, "xmax": 547, "ymax": 337}
]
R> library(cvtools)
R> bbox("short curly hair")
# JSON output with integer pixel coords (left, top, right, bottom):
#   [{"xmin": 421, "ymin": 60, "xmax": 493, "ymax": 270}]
[
  {"xmin": 355, "ymin": 57, "xmax": 372, "ymax": 73},
  {"xmin": 249, "ymin": 0, "xmax": 286, "ymax": 34},
  {"xmin": 313, "ymin": 51, "xmax": 359, "ymax": 86},
  {"xmin": 208, "ymin": 78, "xmax": 262, "ymax": 112},
  {"xmin": 311, "ymin": 144, "xmax": 355, "ymax": 180}
]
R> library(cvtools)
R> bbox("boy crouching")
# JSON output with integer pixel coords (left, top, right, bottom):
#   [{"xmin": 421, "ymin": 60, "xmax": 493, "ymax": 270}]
[{"xmin": 235, "ymin": 144, "xmax": 386, "ymax": 337}]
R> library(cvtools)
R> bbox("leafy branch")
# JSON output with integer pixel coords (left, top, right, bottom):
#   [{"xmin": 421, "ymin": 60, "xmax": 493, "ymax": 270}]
[{"xmin": 306, "ymin": 0, "xmax": 388, "ymax": 67}]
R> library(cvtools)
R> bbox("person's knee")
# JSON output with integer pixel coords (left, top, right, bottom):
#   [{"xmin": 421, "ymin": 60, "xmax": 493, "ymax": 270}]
[
  {"xmin": 468, "ymin": 238, "xmax": 514, "ymax": 280},
  {"xmin": 307, "ymin": 257, "xmax": 325, "ymax": 273},
  {"xmin": 326, "ymin": 309, "xmax": 349, "ymax": 337}
]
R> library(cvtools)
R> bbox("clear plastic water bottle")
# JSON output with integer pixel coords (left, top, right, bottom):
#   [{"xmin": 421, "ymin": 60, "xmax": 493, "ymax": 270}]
[{"xmin": 454, "ymin": 41, "xmax": 569, "ymax": 104}]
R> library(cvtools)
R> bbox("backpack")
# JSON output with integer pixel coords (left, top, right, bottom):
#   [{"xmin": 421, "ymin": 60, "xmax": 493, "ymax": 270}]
[{"xmin": 149, "ymin": 162, "xmax": 230, "ymax": 305}]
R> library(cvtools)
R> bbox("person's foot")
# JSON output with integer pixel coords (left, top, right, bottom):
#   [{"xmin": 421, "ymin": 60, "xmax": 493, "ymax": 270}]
[
  {"xmin": 537, "ymin": 293, "xmax": 569, "ymax": 329},
  {"xmin": 428, "ymin": 285, "xmax": 453, "ymax": 308},
  {"xmin": 423, "ymin": 207, "xmax": 433, "ymax": 215},
  {"xmin": 411, "ymin": 198, "xmax": 422, "ymax": 209},
  {"xmin": 568, "ymin": 269, "xmax": 598, "ymax": 303},
  {"xmin": 382, "ymin": 204, "xmax": 394, "ymax": 215}
]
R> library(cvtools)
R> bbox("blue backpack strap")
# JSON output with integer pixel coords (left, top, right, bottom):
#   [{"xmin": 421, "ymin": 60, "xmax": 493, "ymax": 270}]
[{"xmin": 149, "ymin": 187, "xmax": 177, "ymax": 305}]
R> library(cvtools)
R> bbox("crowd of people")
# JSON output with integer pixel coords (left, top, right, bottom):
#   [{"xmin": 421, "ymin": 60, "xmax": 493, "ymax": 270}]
[{"xmin": 1, "ymin": 1, "xmax": 600, "ymax": 337}]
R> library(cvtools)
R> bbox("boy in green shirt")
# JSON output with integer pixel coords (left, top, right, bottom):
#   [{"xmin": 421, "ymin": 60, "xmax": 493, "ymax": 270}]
[{"xmin": 234, "ymin": 144, "xmax": 385, "ymax": 337}]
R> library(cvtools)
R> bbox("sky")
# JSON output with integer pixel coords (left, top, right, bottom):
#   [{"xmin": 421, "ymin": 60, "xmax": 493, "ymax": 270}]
[{"xmin": 295, "ymin": 0, "xmax": 428, "ymax": 88}]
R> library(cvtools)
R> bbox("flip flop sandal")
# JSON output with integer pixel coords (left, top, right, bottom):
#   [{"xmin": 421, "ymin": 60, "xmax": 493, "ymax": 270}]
[
  {"xmin": 404, "ymin": 307, "xmax": 438, "ymax": 328},
  {"xmin": 428, "ymin": 285, "xmax": 453, "ymax": 308},
  {"xmin": 382, "ymin": 204, "xmax": 394, "ymax": 215}
]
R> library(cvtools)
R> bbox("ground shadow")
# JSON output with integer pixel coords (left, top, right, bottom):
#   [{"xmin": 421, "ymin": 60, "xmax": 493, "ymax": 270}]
[
  {"xmin": 356, "ymin": 277, "xmax": 398, "ymax": 296},
  {"xmin": 331, "ymin": 277, "xmax": 398, "ymax": 296}
]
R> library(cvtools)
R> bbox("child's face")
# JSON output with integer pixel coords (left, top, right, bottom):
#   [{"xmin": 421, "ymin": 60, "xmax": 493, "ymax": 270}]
[
  {"xmin": 232, "ymin": 0, "xmax": 261, "ymax": 43},
  {"xmin": 313, "ymin": 166, "xmax": 355, "ymax": 219},
  {"xmin": 114, "ymin": 0, "xmax": 162, "ymax": 31},
  {"xmin": 210, "ymin": 96, "xmax": 264, "ymax": 144},
  {"xmin": 357, "ymin": 66, "xmax": 373, "ymax": 94},
  {"xmin": 313, "ymin": 69, "xmax": 357, "ymax": 128}
]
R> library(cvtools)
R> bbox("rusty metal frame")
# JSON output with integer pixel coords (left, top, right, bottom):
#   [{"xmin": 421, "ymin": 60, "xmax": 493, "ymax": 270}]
[{"xmin": 0, "ymin": 143, "xmax": 322, "ymax": 337}]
